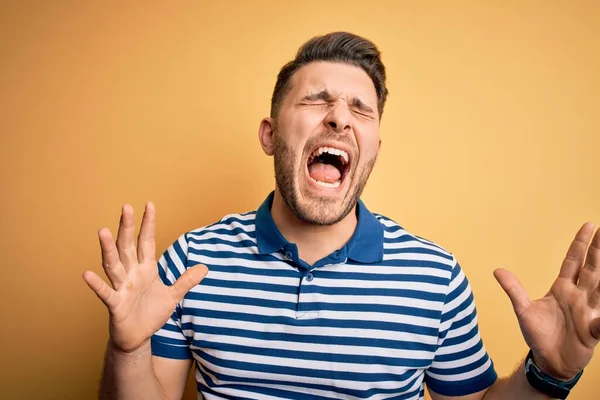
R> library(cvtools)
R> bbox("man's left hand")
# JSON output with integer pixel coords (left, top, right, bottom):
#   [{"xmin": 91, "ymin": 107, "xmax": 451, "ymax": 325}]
[{"xmin": 494, "ymin": 222, "xmax": 600, "ymax": 380}]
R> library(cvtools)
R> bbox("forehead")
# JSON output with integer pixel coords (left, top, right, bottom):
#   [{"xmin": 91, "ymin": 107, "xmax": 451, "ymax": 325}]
[{"xmin": 288, "ymin": 61, "xmax": 378, "ymax": 104}]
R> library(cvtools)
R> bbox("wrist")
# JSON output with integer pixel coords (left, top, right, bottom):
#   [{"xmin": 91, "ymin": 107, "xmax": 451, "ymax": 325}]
[
  {"xmin": 531, "ymin": 352, "xmax": 579, "ymax": 382},
  {"xmin": 525, "ymin": 350, "xmax": 583, "ymax": 399},
  {"xmin": 107, "ymin": 338, "xmax": 152, "ymax": 364}
]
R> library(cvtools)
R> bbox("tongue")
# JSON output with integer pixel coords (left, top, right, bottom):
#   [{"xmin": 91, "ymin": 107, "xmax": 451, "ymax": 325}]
[{"xmin": 308, "ymin": 162, "xmax": 341, "ymax": 183}]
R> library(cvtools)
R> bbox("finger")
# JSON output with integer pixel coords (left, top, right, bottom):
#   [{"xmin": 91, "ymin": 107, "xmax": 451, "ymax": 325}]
[
  {"xmin": 99, "ymin": 228, "xmax": 126, "ymax": 289},
  {"xmin": 116, "ymin": 204, "xmax": 138, "ymax": 271},
  {"xmin": 578, "ymin": 224, "xmax": 600, "ymax": 291},
  {"xmin": 591, "ymin": 317, "xmax": 600, "ymax": 341},
  {"xmin": 558, "ymin": 222, "xmax": 594, "ymax": 284},
  {"xmin": 137, "ymin": 202, "xmax": 156, "ymax": 263},
  {"xmin": 169, "ymin": 264, "xmax": 209, "ymax": 302},
  {"xmin": 82, "ymin": 270, "xmax": 120, "ymax": 309},
  {"xmin": 494, "ymin": 268, "xmax": 532, "ymax": 317}
]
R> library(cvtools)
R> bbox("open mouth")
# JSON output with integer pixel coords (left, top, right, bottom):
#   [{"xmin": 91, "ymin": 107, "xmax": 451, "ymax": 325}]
[{"xmin": 307, "ymin": 146, "xmax": 350, "ymax": 189}]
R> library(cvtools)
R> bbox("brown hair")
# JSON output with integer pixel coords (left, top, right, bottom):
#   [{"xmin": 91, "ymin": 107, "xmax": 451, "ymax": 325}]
[{"xmin": 270, "ymin": 32, "xmax": 389, "ymax": 120}]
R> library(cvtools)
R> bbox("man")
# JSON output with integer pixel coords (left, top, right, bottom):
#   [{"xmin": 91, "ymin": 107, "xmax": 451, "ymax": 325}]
[{"xmin": 83, "ymin": 32, "xmax": 600, "ymax": 399}]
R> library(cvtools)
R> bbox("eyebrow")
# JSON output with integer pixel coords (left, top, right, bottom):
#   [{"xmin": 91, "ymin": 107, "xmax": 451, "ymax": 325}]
[
  {"xmin": 300, "ymin": 90, "xmax": 374, "ymax": 114},
  {"xmin": 301, "ymin": 90, "xmax": 335, "ymax": 102}
]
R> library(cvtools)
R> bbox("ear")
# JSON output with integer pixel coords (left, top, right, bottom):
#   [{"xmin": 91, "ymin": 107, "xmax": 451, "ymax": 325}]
[
  {"xmin": 258, "ymin": 117, "xmax": 275, "ymax": 156},
  {"xmin": 377, "ymin": 138, "xmax": 382, "ymax": 158}
]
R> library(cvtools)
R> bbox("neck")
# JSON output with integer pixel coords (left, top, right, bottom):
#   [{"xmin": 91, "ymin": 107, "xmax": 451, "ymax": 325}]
[{"xmin": 271, "ymin": 188, "xmax": 358, "ymax": 265}]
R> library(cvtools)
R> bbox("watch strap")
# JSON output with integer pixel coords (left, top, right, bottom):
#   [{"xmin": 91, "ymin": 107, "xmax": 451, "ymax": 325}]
[{"xmin": 524, "ymin": 349, "xmax": 583, "ymax": 399}]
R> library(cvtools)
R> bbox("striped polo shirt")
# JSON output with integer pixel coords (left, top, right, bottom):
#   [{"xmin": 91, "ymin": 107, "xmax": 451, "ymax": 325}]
[{"xmin": 151, "ymin": 192, "xmax": 497, "ymax": 399}]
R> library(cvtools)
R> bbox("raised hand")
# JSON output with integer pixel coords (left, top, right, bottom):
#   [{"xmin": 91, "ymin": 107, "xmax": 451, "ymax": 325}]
[
  {"xmin": 82, "ymin": 203, "xmax": 208, "ymax": 353},
  {"xmin": 494, "ymin": 222, "xmax": 600, "ymax": 379}
]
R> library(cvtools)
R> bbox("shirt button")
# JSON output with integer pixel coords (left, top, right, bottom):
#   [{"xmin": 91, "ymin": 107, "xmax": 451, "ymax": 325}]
[
  {"xmin": 285, "ymin": 251, "xmax": 293, "ymax": 259},
  {"xmin": 305, "ymin": 272, "xmax": 314, "ymax": 282}
]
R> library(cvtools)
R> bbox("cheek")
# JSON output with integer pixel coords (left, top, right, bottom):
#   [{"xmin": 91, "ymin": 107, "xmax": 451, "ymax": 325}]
[
  {"xmin": 278, "ymin": 112, "xmax": 322, "ymax": 152},
  {"xmin": 355, "ymin": 129, "xmax": 380, "ymax": 161},
  {"xmin": 293, "ymin": 111, "xmax": 323, "ymax": 137}
]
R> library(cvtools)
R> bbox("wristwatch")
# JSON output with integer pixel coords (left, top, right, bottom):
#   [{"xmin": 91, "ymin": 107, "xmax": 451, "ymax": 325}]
[{"xmin": 524, "ymin": 349, "xmax": 583, "ymax": 399}]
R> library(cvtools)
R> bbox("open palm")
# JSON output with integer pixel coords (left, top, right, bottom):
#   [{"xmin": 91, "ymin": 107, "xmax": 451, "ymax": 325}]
[
  {"xmin": 495, "ymin": 222, "xmax": 600, "ymax": 379},
  {"xmin": 83, "ymin": 203, "xmax": 208, "ymax": 353}
]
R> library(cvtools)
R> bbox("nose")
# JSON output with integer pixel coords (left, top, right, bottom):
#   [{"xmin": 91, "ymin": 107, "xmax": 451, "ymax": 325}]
[{"xmin": 324, "ymin": 102, "xmax": 352, "ymax": 134}]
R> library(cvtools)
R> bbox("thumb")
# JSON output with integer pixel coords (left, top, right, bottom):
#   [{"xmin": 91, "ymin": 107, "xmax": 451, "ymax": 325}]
[
  {"xmin": 170, "ymin": 264, "xmax": 209, "ymax": 301},
  {"xmin": 591, "ymin": 317, "xmax": 600, "ymax": 341},
  {"xmin": 494, "ymin": 268, "xmax": 532, "ymax": 317}
]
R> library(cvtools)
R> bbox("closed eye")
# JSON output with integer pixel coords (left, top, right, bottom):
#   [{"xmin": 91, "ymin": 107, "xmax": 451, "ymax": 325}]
[
  {"xmin": 351, "ymin": 108, "xmax": 374, "ymax": 119},
  {"xmin": 349, "ymin": 99, "xmax": 375, "ymax": 117},
  {"xmin": 300, "ymin": 101, "xmax": 331, "ymax": 108}
]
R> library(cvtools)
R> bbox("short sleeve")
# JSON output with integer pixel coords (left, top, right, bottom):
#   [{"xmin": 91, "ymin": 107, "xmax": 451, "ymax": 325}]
[
  {"xmin": 425, "ymin": 261, "xmax": 497, "ymax": 396},
  {"xmin": 151, "ymin": 234, "xmax": 193, "ymax": 360}
]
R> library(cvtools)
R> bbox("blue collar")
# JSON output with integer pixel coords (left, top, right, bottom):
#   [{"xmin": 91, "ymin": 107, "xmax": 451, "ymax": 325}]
[{"xmin": 255, "ymin": 191, "xmax": 384, "ymax": 264}]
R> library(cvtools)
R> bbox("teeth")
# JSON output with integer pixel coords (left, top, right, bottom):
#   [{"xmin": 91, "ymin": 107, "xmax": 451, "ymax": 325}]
[
  {"xmin": 311, "ymin": 146, "xmax": 349, "ymax": 164},
  {"xmin": 310, "ymin": 177, "xmax": 341, "ymax": 188}
]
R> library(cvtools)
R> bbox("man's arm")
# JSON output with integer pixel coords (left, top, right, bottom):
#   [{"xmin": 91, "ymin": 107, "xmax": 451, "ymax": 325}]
[
  {"xmin": 431, "ymin": 222, "xmax": 600, "ymax": 400},
  {"xmin": 99, "ymin": 339, "xmax": 191, "ymax": 400},
  {"xmin": 429, "ymin": 359, "xmax": 553, "ymax": 400},
  {"xmin": 478, "ymin": 360, "xmax": 553, "ymax": 400},
  {"xmin": 82, "ymin": 203, "xmax": 208, "ymax": 400}
]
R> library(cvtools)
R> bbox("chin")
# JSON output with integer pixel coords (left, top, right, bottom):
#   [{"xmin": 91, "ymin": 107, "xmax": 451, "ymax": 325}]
[{"xmin": 291, "ymin": 187, "xmax": 355, "ymax": 226}]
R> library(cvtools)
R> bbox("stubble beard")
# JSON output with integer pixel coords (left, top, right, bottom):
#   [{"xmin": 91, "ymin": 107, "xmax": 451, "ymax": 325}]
[{"xmin": 273, "ymin": 133, "xmax": 376, "ymax": 226}]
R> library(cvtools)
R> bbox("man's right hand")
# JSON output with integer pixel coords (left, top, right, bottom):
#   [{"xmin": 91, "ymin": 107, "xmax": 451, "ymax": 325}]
[{"xmin": 83, "ymin": 202, "xmax": 208, "ymax": 353}]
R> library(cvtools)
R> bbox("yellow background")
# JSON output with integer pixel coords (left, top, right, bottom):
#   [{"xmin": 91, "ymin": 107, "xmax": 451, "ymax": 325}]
[{"xmin": 1, "ymin": 1, "xmax": 598, "ymax": 399}]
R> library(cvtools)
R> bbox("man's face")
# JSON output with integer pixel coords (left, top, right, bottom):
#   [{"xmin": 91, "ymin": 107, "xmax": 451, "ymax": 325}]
[{"xmin": 271, "ymin": 61, "xmax": 381, "ymax": 225}]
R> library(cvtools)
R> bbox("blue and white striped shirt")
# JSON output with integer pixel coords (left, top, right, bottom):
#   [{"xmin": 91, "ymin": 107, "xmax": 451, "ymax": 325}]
[{"xmin": 151, "ymin": 192, "xmax": 497, "ymax": 399}]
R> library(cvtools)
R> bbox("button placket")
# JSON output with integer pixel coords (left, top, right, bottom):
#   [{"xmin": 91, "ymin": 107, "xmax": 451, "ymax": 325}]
[{"xmin": 297, "ymin": 270, "xmax": 318, "ymax": 319}]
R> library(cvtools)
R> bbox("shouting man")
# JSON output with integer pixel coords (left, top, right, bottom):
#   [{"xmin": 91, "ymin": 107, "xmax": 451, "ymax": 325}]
[{"xmin": 83, "ymin": 32, "xmax": 600, "ymax": 399}]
